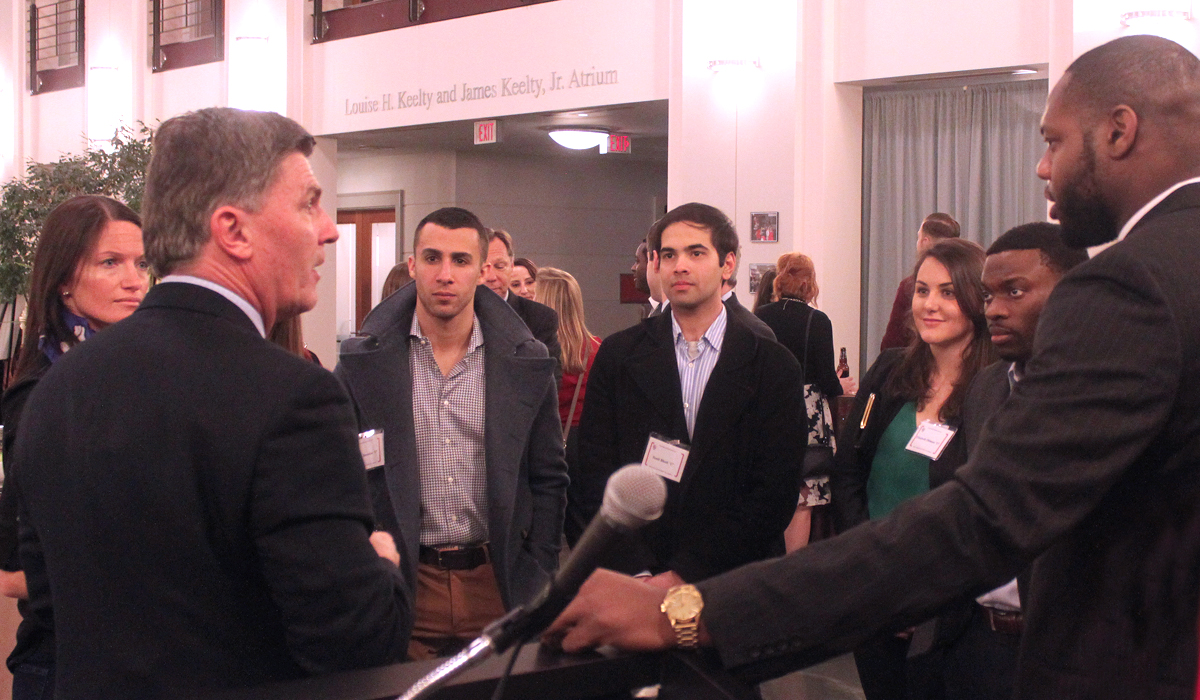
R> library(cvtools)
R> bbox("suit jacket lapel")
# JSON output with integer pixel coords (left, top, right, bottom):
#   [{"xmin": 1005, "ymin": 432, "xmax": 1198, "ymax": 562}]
[
  {"xmin": 627, "ymin": 314, "xmax": 689, "ymax": 442},
  {"xmin": 682, "ymin": 321, "xmax": 757, "ymax": 492},
  {"xmin": 338, "ymin": 286, "xmax": 422, "ymax": 563},
  {"xmin": 479, "ymin": 288, "xmax": 554, "ymax": 529}
]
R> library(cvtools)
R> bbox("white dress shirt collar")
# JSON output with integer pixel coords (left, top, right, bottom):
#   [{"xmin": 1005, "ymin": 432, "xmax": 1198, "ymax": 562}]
[
  {"xmin": 159, "ymin": 275, "xmax": 266, "ymax": 337},
  {"xmin": 1089, "ymin": 176, "xmax": 1200, "ymax": 257}
]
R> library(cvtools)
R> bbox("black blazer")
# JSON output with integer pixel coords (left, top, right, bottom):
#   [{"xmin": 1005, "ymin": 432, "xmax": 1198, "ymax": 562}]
[
  {"xmin": 829, "ymin": 349, "xmax": 965, "ymax": 533},
  {"xmin": 754, "ymin": 299, "xmax": 842, "ymax": 400},
  {"xmin": 725, "ymin": 292, "xmax": 776, "ymax": 342},
  {"xmin": 693, "ymin": 184, "xmax": 1200, "ymax": 698},
  {"xmin": 577, "ymin": 309, "xmax": 806, "ymax": 581},
  {"xmin": 507, "ymin": 292, "xmax": 562, "ymax": 381},
  {"xmin": 13, "ymin": 283, "xmax": 411, "ymax": 699}
]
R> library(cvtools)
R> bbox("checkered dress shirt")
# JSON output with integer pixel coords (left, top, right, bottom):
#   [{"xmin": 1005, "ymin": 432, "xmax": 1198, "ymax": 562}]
[{"xmin": 410, "ymin": 314, "xmax": 489, "ymax": 546}]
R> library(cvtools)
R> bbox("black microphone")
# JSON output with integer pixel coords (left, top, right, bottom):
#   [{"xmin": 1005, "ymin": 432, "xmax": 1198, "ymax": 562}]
[
  {"xmin": 485, "ymin": 463, "xmax": 667, "ymax": 652},
  {"xmin": 396, "ymin": 464, "xmax": 666, "ymax": 700}
]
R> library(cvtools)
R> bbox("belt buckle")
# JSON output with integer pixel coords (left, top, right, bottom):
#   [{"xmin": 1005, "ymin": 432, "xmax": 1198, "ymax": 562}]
[{"xmin": 434, "ymin": 546, "xmax": 461, "ymax": 569}]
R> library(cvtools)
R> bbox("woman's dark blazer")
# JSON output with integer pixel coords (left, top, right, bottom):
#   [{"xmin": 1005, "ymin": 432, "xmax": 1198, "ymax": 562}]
[
  {"xmin": 754, "ymin": 299, "xmax": 843, "ymax": 400},
  {"xmin": 0, "ymin": 354, "xmax": 54, "ymax": 672},
  {"xmin": 830, "ymin": 349, "xmax": 965, "ymax": 533}
]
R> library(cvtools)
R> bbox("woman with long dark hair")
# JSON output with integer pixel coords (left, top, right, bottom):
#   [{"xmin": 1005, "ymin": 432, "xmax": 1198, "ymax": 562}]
[
  {"xmin": 830, "ymin": 238, "xmax": 994, "ymax": 700},
  {"xmin": 0, "ymin": 195, "xmax": 147, "ymax": 699}
]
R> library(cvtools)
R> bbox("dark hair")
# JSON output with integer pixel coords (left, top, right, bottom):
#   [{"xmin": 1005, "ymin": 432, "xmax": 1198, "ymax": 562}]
[
  {"xmin": 380, "ymin": 263, "xmax": 412, "ymax": 299},
  {"xmin": 647, "ymin": 202, "xmax": 739, "ymax": 264},
  {"xmin": 1063, "ymin": 35, "xmax": 1200, "ymax": 131},
  {"xmin": 920, "ymin": 212, "xmax": 961, "ymax": 240},
  {"xmin": 513, "ymin": 257, "xmax": 538, "ymax": 279},
  {"xmin": 14, "ymin": 195, "xmax": 142, "ymax": 381},
  {"xmin": 986, "ymin": 222, "xmax": 1088, "ymax": 274},
  {"xmin": 413, "ymin": 207, "xmax": 489, "ymax": 259},
  {"xmin": 884, "ymin": 238, "xmax": 995, "ymax": 422},
  {"xmin": 751, "ymin": 269, "xmax": 777, "ymax": 313},
  {"xmin": 143, "ymin": 108, "xmax": 315, "ymax": 276}
]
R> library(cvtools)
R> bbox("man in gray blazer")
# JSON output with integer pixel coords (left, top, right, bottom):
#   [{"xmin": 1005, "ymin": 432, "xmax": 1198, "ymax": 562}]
[
  {"xmin": 336, "ymin": 207, "xmax": 567, "ymax": 660},
  {"xmin": 547, "ymin": 35, "xmax": 1200, "ymax": 700}
]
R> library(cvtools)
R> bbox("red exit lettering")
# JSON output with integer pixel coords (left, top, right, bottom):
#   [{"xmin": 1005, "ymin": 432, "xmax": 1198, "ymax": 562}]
[
  {"xmin": 474, "ymin": 120, "xmax": 498, "ymax": 145},
  {"xmin": 607, "ymin": 134, "xmax": 631, "ymax": 154}
]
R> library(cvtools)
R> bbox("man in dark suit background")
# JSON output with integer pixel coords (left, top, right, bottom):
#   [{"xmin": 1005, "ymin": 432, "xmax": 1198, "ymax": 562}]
[
  {"xmin": 549, "ymin": 35, "xmax": 1200, "ymax": 699},
  {"xmin": 576, "ymin": 202, "xmax": 805, "ymax": 600},
  {"xmin": 336, "ymin": 208, "xmax": 567, "ymax": 660},
  {"xmin": 13, "ymin": 108, "xmax": 411, "ymax": 699},
  {"xmin": 927, "ymin": 222, "xmax": 1086, "ymax": 700},
  {"xmin": 480, "ymin": 228, "xmax": 561, "ymax": 377},
  {"xmin": 720, "ymin": 273, "xmax": 775, "ymax": 341}
]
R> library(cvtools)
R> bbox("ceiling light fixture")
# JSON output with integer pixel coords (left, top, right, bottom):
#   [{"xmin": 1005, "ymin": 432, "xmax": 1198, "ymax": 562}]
[{"xmin": 549, "ymin": 129, "xmax": 609, "ymax": 152}]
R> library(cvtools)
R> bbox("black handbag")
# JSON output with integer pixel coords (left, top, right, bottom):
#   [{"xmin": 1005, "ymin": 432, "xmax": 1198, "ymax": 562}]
[{"xmin": 798, "ymin": 304, "xmax": 836, "ymax": 481}]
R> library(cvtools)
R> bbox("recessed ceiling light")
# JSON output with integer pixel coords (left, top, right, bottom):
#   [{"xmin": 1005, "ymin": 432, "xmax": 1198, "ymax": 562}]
[{"xmin": 549, "ymin": 129, "xmax": 609, "ymax": 151}]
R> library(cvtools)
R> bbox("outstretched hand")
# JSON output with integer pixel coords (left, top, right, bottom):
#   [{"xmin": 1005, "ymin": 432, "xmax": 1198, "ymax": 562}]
[{"xmin": 543, "ymin": 568, "xmax": 678, "ymax": 653}]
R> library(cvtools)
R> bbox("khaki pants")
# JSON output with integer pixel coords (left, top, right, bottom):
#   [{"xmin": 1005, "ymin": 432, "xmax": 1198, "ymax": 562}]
[{"xmin": 407, "ymin": 561, "xmax": 507, "ymax": 660}]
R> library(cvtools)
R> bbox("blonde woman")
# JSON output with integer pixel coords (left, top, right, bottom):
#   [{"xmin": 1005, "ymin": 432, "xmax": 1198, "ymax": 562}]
[{"xmin": 535, "ymin": 267, "xmax": 601, "ymax": 545}]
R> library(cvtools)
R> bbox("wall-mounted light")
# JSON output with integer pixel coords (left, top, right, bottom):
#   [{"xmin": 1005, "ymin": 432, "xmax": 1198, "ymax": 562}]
[
  {"xmin": 1119, "ymin": 1, "xmax": 1195, "ymax": 46},
  {"xmin": 1121, "ymin": 1, "xmax": 1192, "ymax": 26},
  {"xmin": 549, "ymin": 129, "xmax": 610, "ymax": 153},
  {"xmin": 707, "ymin": 58, "xmax": 762, "ymax": 73}
]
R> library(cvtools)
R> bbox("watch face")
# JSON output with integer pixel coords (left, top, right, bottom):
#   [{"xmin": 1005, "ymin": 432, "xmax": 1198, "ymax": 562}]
[{"xmin": 664, "ymin": 586, "xmax": 703, "ymax": 619}]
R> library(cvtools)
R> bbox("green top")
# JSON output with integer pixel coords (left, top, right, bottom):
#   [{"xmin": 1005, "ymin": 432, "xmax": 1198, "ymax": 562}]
[{"xmin": 866, "ymin": 401, "xmax": 930, "ymax": 519}]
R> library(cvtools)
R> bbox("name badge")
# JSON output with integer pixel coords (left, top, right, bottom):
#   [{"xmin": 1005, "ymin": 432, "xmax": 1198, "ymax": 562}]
[
  {"xmin": 359, "ymin": 429, "xmax": 385, "ymax": 470},
  {"xmin": 905, "ymin": 421, "xmax": 957, "ymax": 461},
  {"xmin": 641, "ymin": 434, "xmax": 690, "ymax": 483}
]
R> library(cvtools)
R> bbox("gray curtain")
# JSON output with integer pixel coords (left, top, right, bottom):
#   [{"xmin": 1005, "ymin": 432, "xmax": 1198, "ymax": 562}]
[{"xmin": 860, "ymin": 79, "xmax": 1048, "ymax": 369}]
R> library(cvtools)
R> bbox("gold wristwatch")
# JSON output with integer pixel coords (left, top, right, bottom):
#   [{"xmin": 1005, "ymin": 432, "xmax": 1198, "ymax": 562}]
[{"xmin": 660, "ymin": 584, "xmax": 704, "ymax": 649}]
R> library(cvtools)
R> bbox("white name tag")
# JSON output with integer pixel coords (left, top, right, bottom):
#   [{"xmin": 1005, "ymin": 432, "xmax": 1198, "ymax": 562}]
[
  {"xmin": 641, "ymin": 434, "xmax": 690, "ymax": 483},
  {"xmin": 905, "ymin": 421, "xmax": 957, "ymax": 461},
  {"xmin": 359, "ymin": 429, "xmax": 385, "ymax": 470}
]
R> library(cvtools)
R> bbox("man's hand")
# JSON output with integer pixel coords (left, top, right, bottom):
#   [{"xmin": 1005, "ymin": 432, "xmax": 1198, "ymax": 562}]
[
  {"xmin": 0, "ymin": 571, "xmax": 27, "ymax": 600},
  {"xmin": 543, "ymin": 568, "xmax": 677, "ymax": 653},
  {"xmin": 644, "ymin": 570, "xmax": 685, "ymax": 589},
  {"xmin": 369, "ymin": 531, "xmax": 400, "ymax": 567}
]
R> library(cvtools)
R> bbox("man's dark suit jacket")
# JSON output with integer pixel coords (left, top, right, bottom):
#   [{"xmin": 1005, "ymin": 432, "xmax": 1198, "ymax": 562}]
[
  {"xmin": 927, "ymin": 361, "xmax": 1026, "ymax": 653},
  {"xmin": 724, "ymin": 292, "xmax": 776, "ymax": 341},
  {"xmin": 577, "ymin": 308, "xmax": 805, "ymax": 581},
  {"xmin": 336, "ymin": 285, "xmax": 568, "ymax": 611},
  {"xmin": 505, "ymin": 291, "xmax": 562, "ymax": 378},
  {"xmin": 13, "ymin": 283, "xmax": 411, "ymax": 699},
  {"xmin": 693, "ymin": 184, "xmax": 1200, "ymax": 698}
]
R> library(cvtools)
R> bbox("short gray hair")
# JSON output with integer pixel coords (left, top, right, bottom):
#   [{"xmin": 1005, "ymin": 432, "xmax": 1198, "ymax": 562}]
[{"xmin": 143, "ymin": 108, "xmax": 316, "ymax": 276}]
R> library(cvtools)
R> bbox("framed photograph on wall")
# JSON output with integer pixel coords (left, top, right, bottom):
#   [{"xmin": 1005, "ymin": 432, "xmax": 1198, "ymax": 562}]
[
  {"xmin": 750, "ymin": 212, "xmax": 779, "ymax": 243},
  {"xmin": 749, "ymin": 263, "xmax": 776, "ymax": 296}
]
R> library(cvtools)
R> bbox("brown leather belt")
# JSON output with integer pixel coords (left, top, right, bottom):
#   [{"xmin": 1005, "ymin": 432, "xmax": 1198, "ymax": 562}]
[
  {"xmin": 979, "ymin": 605, "xmax": 1023, "ymax": 635},
  {"xmin": 418, "ymin": 544, "xmax": 489, "ymax": 570}
]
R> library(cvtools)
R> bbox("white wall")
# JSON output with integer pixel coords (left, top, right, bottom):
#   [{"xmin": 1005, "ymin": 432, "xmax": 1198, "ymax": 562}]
[
  {"xmin": 836, "ymin": 0, "xmax": 1051, "ymax": 83},
  {"xmin": 308, "ymin": 0, "xmax": 669, "ymax": 137},
  {"xmin": 337, "ymin": 149, "xmax": 458, "ymax": 249},
  {"xmin": 455, "ymin": 152, "xmax": 667, "ymax": 337}
]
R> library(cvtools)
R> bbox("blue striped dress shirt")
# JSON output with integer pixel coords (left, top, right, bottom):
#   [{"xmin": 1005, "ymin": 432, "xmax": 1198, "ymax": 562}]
[{"xmin": 671, "ymin": 306, "xmax": 727, "ymax": 439}]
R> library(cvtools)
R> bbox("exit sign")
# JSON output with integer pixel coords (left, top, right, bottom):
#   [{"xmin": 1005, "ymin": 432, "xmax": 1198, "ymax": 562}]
[
  {"xmin": 607, "ymin": 134, "xmax": 631, "ymax": 154},
  {"xmin": 474, "ymin": 120, "xmax": 499, "ymax": 145}
]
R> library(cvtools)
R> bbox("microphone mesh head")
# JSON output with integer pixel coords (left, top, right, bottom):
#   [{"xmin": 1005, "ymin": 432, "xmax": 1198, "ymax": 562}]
[{"xmin": 600, "ymin": 465, "xmax": 667, "ymax": 531}]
